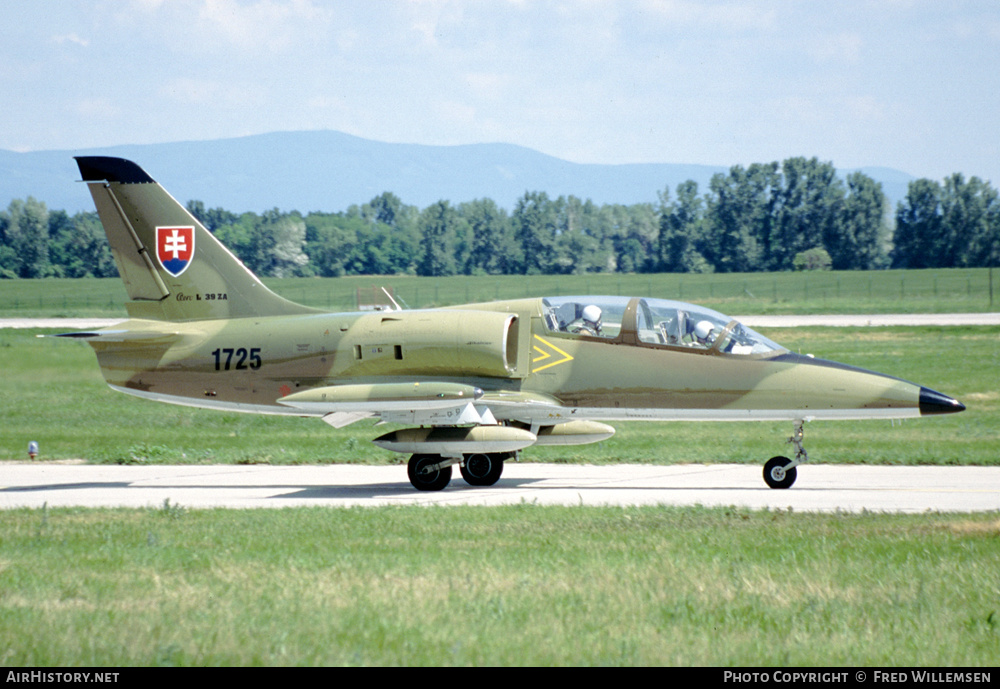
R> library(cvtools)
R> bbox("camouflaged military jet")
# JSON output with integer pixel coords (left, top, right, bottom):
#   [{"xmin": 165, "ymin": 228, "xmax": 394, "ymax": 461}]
[{"xmin": 61, "ymin": 156, "xmax": 965, "ymax": 491}]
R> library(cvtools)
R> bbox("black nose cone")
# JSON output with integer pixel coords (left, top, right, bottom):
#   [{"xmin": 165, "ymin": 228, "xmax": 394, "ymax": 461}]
[{"xmin": 919, "ymin": 387, "xmax": 966, "ymax": 415}]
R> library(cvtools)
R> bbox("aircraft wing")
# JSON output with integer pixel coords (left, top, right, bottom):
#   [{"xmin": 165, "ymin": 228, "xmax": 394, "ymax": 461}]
[
  {"xmin": 276, "ymin": 383, "xmax": 567, "ymax": 428},
  {"xmin": 319, "ymin": 411, "xmax": 376, "ymax": 429},
  {"xmin": 276, "ymin": 381, "xmax": 484, "ymax": 413},
  {"xmin": 45, "ymin": 329, "xmax": 182, "ymax": 344},
  {"xmin": 478, "ymin": 390, "xmax": 564, "ymax": 416}
]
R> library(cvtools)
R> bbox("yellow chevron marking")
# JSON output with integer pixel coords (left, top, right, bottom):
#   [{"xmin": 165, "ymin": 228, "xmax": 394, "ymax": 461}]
[
  {"xmin": 532, "ymin": 335, "xmax": 574, "ymax": 373},
  {"xmin": 532, "ymin": 345, "xmax": 551, "ymax": 363}
]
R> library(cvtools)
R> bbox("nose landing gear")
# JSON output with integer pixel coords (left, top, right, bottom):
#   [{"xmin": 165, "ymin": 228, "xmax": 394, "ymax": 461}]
[{"xmin": 763, "ymin": 420, "xmax": 809, "ymax": 489}]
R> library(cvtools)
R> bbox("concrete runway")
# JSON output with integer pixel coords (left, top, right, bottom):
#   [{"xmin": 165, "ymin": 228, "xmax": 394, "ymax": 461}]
[{"xmin": 1, "ymin": 462, "xmax": 997, "ymax": 512}]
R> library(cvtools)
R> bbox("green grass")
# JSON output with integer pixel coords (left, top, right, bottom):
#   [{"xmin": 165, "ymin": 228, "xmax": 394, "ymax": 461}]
[
  {"xmin": 0, "ymin": 505, "xmax": 997, "ymax": 666},
  {"xmin": 1, "ymin": 326, "xmax": 995, "ymax": 467},
  {"xmin": 1, "ymin": 267, "xmax": 997, "ymax": 317}
]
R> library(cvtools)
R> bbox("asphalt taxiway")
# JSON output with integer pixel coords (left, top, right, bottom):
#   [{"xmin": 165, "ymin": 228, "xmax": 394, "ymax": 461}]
[{"xmin": 1, "ymin": 463, "xmax": 997, "ymax": 512}]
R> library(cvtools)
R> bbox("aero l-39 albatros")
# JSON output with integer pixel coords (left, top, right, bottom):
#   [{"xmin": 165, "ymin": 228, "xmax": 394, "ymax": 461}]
[{"xmin": 59, "ymin": 157, "xmax": 965, "ymax": 491}]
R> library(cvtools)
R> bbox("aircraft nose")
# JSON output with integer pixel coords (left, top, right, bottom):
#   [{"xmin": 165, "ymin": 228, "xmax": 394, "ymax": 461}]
[{"xmin": 919, "ymin": 387, "xmax": 966, "ymax": 415}]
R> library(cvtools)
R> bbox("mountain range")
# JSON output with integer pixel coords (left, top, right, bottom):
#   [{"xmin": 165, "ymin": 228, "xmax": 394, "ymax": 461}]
[{"xmin": 1, "ymin": 130, "xmax": 916, "ymax": 215}]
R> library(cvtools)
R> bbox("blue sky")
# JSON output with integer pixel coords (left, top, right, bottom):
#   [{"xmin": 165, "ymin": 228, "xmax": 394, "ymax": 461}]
[{"xmin": 3, "ymin": 0, "xmax": 999, "ymax": 184}]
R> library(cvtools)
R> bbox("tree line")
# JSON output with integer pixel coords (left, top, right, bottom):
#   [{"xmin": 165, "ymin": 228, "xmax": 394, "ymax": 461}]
[{"xmin": 2, "ymin": 156, "xmax": 998, "ymax": 280}]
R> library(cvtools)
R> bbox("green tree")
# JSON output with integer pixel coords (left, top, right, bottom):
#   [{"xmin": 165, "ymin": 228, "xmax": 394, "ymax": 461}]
[
  {"xmin": 970, "ymin": 183, "xmax": 1000, "ymax": 267},
  {"xmin": 344, "ymin": 193, "xmax": 420, "ymax": 275},
  {"xmin": 513, "ymin": 191, "xmax": 557, "ymax": 274},
  {"xmin": 362, "ymin": 192, "xmax": 406, "ymax": 228},
  {"xmin": 940, "ymin": 174, "xmax": 997, "ymax": 268},
  {"xmin": 622, "ymin": 203, "xmax": 659, "ymax": 273},
  {"xmin": 49, "ymin": 211, "xmax": 117, "ymax": 278},
  {"xmin": 0, "ymin": 212, "xmax": 15, "ymax": 279},
  {"xmin": 704, "ymin": 164, "xmax": 777, "ymax": 272},
  {"xmin": 214, "ymin": 212, "xmax": 256, "ymax": 267},
  {"xmin": 305, "ymin": 212, "xmax": 359, "ymax": 277},
  {"xmin": 186, "ymin": 200, "xmax": 238, "ymax": 233},
  {"xmin": 770, "ymin": 158, "xmax": 844, "ymax": 271},
  {"xmin": 417, "ymin": 200, "xmax": 459, "ymax": 277},
  {"xmin": 347, "ymin": 223, "xmax": 397, "ymax": 275},
  {"xmin": 553, "ymin": 197, "xmax": 610, "ymax": 274},
  {"xmin": 835, "ymin": 172, "xmax": 889, "ymax": 270},
  {"xmin": 266, "ymin": 211, "xmax": 310, "ymax": 278},
  {"xmin": 658, "ymin": 182, "xmax": 710, "ymax": 273},
  {"xmin": 241, "ymin": 212, "xmax": 275, "ymax": 276},
  {"xmin": 0, "ymin": 198, "xmax": 51, "ymax": 278},
  {"xmin": 595, "ymin": 203, "xmax": 658, "ymax": 273},
  {"xmin": 792, "ymin": 247, "xmax": 833, "ymax": 271},
  {"xmin": 462, "ymin": 198, "xmax": 515, "ymax": 275},
  {"xmin": 223, "ymin": 209, "xmax": 308, "ymax": 277},
  {"xmin": 892, "ymin": 179, "xmax": 941, "ymax": 268}
]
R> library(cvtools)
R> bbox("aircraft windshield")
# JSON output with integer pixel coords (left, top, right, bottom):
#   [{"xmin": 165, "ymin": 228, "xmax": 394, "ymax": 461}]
[{"xmin": 541, "ymin": 296, "xmax": 786, "ymax": 356}]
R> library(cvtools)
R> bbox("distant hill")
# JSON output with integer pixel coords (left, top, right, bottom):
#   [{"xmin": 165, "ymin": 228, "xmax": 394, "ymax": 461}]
[{"xmin": 1, "ymin": 130, "xmax": 915, "ymax": 214}]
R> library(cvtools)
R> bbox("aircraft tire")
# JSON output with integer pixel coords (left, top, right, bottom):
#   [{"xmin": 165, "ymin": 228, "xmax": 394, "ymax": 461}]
[
  {"xmin": 460, "ymin": 453, "xmax": 505, "ymax": 486},
  {"xmin": 763, "ymin": 456, "xmax": 797, "ymax": 489},
  {"xmin": 408, "ymin": 454, "xmax": 452, "ymax": 491}
]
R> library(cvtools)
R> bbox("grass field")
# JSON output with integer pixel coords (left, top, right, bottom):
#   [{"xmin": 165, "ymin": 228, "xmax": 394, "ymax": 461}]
[
  {"xmin": 0, "ymin": 267, "xmax": 997, "ymax": 318},
  {"xmin": 1, "ymin": 505, "xmax": 998, "ymax": 666}
]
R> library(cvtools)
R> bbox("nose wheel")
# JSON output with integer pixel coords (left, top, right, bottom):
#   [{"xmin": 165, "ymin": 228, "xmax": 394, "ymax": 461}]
[
  {"xmin": 764, "ymin": 456, "xmax": 797, "ymax": 489},
  {"xmin": 763, "ymin": 420, "xmax": 808, "ymax": 489}
]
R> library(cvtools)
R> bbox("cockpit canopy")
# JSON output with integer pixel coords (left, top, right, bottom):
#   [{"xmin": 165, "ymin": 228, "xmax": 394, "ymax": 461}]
[{"xmin": 541, "ymin": 296, "xmax": 786, "ymax": 356}]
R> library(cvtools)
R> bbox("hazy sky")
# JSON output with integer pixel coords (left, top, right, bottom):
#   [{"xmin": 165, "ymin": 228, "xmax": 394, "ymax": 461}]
[{"xmin": 3, "ymin": 0, "xmax": 999, "ymax": 184}]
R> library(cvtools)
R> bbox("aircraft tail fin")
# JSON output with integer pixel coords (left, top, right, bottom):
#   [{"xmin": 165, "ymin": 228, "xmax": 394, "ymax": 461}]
[{"xmin": 75, "ymin": 156, "xmax": 321, "ymax": 321}]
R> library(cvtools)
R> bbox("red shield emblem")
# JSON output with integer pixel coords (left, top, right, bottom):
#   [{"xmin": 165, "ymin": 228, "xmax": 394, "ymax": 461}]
[{"xmin": 156, "ymin": 226, "xmax": 195, "ymax": 277}]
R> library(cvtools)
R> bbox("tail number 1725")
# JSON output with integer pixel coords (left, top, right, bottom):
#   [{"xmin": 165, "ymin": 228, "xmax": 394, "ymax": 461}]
[{"xmin": 212, "ymin": 347, "xmax": 262, "ymax": 371}]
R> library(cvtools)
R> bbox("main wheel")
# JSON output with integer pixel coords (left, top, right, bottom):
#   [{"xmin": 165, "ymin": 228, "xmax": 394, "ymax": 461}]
[
  {"xmin": 408, "ymin": 454, "xmax": 452, "ymax": 491},
  {"xmin": 763, "ymin": 456, "xmax": 797, "ymax": 489},
  {"xmin": 460, "ymin": 453, "xmax": 505, "ymax": 486}
]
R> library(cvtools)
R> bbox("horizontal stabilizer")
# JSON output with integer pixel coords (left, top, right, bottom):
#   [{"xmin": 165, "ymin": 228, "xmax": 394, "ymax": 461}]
[{"xmin": 45, "ymin": 329, "xmax": 181, "ymax": 343}]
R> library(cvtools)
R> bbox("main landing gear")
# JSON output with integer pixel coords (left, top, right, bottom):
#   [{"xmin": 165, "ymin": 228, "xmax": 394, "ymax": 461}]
[
  {"xmin": 407, "ymin": 452, "xmax": 512, "ymax": 491},
  {"xmin": 763, "ymin": 420, "xmax": 809, "ymax": 489}
]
